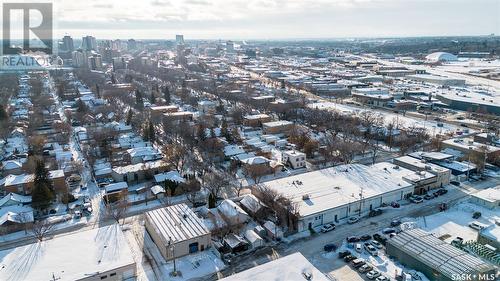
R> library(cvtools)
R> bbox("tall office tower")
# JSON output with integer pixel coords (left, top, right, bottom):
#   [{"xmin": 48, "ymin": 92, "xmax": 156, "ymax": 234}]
[
  {"xmin": 81, "ymin": 36, "xmax": 97, "ymax": 51},
  {"xmin": 127, "ymin": 39, "xmax": 137, "ymax": 50},
  {"xmin": 62, "ymin": 35, "xmax": 74, "ymax": 52},
  {"xmin": 226, "ymin": 40, "xmax": 235, "ymax": 53},
  {"xmin": 176, "ymin": 35, "xmax": 185, "ymax": 45},
  {"xmin": 71, "ymin": 50, "xmax": 86, "ymax": 67}
]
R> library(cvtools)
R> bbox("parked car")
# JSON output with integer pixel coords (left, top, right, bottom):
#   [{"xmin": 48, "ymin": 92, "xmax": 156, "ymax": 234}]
[
  {"xmin": 351, "ymin": 258, "xmax": 366, "ymax": 268},
  {"xmin": 469, "ymin": 221, "xmax": 486, "ymax": 231},
  {"xmin": 324, "ymin": 243, "xmax": 337, "ymax": 252},
  {"xmin": 355, "ymin": 243, "xmax": 362, "ymax": 253},
  {"xmin": 390, "ymin": 219, "xmax": 401, "ymax": 227},
  {"xmin": 423, "ymin": 194, "xmax": 434, "ymax": 200},
  {"xmin": 344, "ymin": 255, "xmax": 357, "ymax": 262},
  {"xmin": 358, "ymin": 264, "xmax": 373, "ymax": 273},
  {"xmin": 369, "ymin": 209, "xmax": 383, "ymax": 217},
  {"xmin": 347, "ymin": 236, "xmax": 360, "ymax": 243},
  {"xmin": 348, "ymin": 216, "xmax": 359, "ymax": 224},
  {"xmin": 383, "ymin": 228, "xmax": 396, "ymax": 235},
  {"xmin": 376, "ymin": 276, "xmax": 389, "ymax": 281},
  {"xmin": 373, "ymin": 233, "xmax": 387, "ymax": 245},
  {"xmin": 321, "ymin": 223, "xmax": 336, "ymax": 233},
  {"xmin": 472, "ymin": 212, "xmax": 481, "ymax": 219},
  {"xmin": 370, "ymin": 240, "xmax": 383, "ymax": 249},
  {"xmin": 364, "ymin": 243, "xmax": 378, "ymax": 256},
  {"xmin": 391, "ymin": 201, "xmax": 400, "ymax": 208},
  {"xmin": 436, "ymin": 188, "xmax": 448, "ymax": 195},
  {"xmin": 360, "ymin": 234, "xmax": 372, "ymax": 241},
  {"xmin": 367, "ymin": 270, "xmax": 381, "ymax": 279},
  {"xmin": 409, "ymin": 195, "xmax": 423, "ymax": 203},
  {"xmin": 338, "ymin": 250, "xmax": 351, "ymax": 259},
  {"xmin": 450, "ymin": 181, "xmax": 460, "ymax": 186},
  {"xmin": 451, "ymin": 237, "xmax": 463, "ymax": 247}
]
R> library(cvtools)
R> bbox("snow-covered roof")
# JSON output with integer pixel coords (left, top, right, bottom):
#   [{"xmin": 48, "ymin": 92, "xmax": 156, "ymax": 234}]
[
  {"xmin": 105, "ymin": 182, "xmax": 128, "ymax": 193},
  {"xmin": 243, "ymin": 229, "xmax": 263, "ymax": 244},
  {"xmin": 0, "ymin": 193, "xmax": 32, "ymax": 207},
  {"xmin": 224, "ymin": 145, "xmax": 246, "ymax": 157},
  {"xmin": 217, "ymin": 200, "xmax": 249, "ymax": 223},
  {"xmin": 219, "ymin": 252, "xmax": 329, "ymax": 281},
  {"xmin": 261, "ymin": 163, "xmax": 414, "ymax": 218},
  {"xmin": 112, "ymin": 160, "xmax": 166, "ymax": 174},
  {"xmin": 1, "ymin": 160, "xmax": 22, "ymax": 171},
  {"xmin": 425, "ymin": 52, "xmax": 458, "ymax": 62},
  {"xmin": 0, "ymin": 210, "xmax": 33, "ymax": 225},
  {"xmin": 241, "ymin": 156, "xmax": 270, "ymax": 165},
  {"xmin": 154, "ymin": 171, "xmax": 185, "ymax": 183},
  {"xmin": 0, "ymin": 224, "xmax": 135, "ymax": 281},
  {"xmin": 239, "ymin": 194, "xmax": 265, "ymax": 214},
  {"xmin": 150, "ymin": 185, "xmax": 165, "ymax": 195},
  {"xmin": 126, "ymin": 146, "xmax": 159, "ymax": 158},
  {"xmin": 471, "ymin": 186, "xmax": 500, "ymax": 203},
  {"xmin": 145, "ymin": 204, "xmax": 210, "ymax": 244}
]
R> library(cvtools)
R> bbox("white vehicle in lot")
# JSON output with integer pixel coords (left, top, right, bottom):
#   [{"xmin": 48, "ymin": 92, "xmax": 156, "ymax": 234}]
[
  {"xmin": 376, "ymin": 276, "xmax": 389, "ymax": 281},
  {"xmin": 320, "ymin": 223, "xmax": 335, "ymax": 233},
  {"xmin": 469, "ymin": 221, "xmax": 488, "ymax": 231},
  {"xmin": 366, "ymin": 270, "xmax": 381, "ymax": 279},
  {"xmin": 355, "ymin": 243, "xmax": 362, "ymax": 253},
  {"xmin": 370, "ymin": 240, "xmax": 383, "ymax": 249},
  {"xmin": 364, "ymin": 243, "xmax": 378, "ymax": 256},
  {"xmin": 347, "ymin": 216, "xmax": 359, "ymax": 224}
]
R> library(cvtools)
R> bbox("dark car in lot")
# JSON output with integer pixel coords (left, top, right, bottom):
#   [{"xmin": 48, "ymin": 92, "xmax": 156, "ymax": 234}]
[
  {"xmin": 324, "ymin": 243, "xmax": 337, "ymax": 252},
  {"xmin": 436, "ymin": 188, "xmax": 448, "ymax": 195},
  {"xmin": 391, "ymin": 201, "xmax": 400, "ymax": 208},
  {"xmin": 344, "ymin": 255, "xmax": 357, "ymax": 262},
  {"xmin": 390, "ymin": 219, "xmax": 401, "ymax": 227},
  {"xmin": 369, "ymin": 209, "xmax": 383, "ymax": 217},
  {"xmin": 347, "ymin": 236, "xmax": 360, "ymax": 243},
  {"xmin": 424, "ymin": 194, "xmax": 434, "ymax": 200},
  {"xmin": 360, "ymin": 234, "xmax": 372, "ymax": 241},
  {"xmin": 338, "ymin": 250, "xmax": 351, "ymax": 259},
  {"xmin": 450, "ymin": 181, "xmax": 460, "ymax": 186}
]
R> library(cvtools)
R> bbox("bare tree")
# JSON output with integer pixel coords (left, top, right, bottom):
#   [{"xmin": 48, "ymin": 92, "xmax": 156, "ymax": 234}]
[
  {"xmin": 105, "ymin": 200, "xmax": 129, "ymax": 225},
  {"xmin": 31, "ymin": 219, "xmax": 54, "ymax": 242}
]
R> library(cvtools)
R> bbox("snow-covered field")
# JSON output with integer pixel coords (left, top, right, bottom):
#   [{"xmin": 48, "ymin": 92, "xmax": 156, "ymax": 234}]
[{"xmin": 308, "ymin": 102, "xmax": 466, "ymax": 136}]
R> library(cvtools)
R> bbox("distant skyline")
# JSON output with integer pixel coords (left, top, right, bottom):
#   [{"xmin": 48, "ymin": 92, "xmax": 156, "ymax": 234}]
[{"xmin": 7, "ymin": 0, "xmax": 500, "ymax": 40}]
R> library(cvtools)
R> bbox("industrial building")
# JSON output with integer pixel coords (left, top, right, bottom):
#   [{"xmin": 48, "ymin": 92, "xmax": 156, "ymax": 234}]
[
  {"xmin": 258, "ymin": 163, "xmax": 414, "ymax": 232},
  {"xmin": 478, "ymin": 224, "xmax": 500, "ymax": 250},
  {"xmin": 145, "ymin": 203, "xmax": 211, "ymax": 261},
  {"xmin": 0, "ymin": 224, "xmax": 136, "ymax": 281},
  {"xmin": 393, "ymin": 156, "xmax": 451, "ymax": 194},
  {"xmin": 387, "ymin": 228, "xmax": 496, "ymax": 281},
  {"xmin": 219, "ymin": 252, "xmax": 330, "ymax": 281},
  {"xmin": 470, "ymin": 186, "xmax": 500, "ymax": 209}
]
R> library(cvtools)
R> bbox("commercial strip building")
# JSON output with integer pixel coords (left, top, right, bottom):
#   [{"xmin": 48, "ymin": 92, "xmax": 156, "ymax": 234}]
[
  {"xmin": 386, "ymin": 228, "xmax": 496, "ymax": 281},
  {"xmin": 0, "ymin": 224, "xmax": 136, "ymax": 281},
  {"xmin": 469, "ymin": 186, "xmax": 500, "ymax": 210},
  {"xmin": 258, "ymin": 163, "xmax": 414, "ymax": 232},
  {"xmin": 145, "ymin": 203, "xmax": 211, "ymax": 261},
  {"xmin": 219, "ymin": 252, "xmax": 330, "ymax": 281},
  {"xmin": 392, "ymin": 156, "xmax": 451, "ymax": 194}
]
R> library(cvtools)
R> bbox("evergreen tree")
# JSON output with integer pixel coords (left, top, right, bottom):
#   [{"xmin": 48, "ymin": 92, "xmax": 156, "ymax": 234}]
[
  {"xmin": 197, "ymin": 124, "xmax": 206, "ymax": 142},
  {"xmin": 135, "ymin": 89, "xmax": 143, "ymax": 107},
  {"xmin": 0, "ymin": 104, "xmax": 8, "ymax": 121},
  {"xmin": 221, "ymin": 118, "xmax": 230, "ymax": 141},
  {"xmin": 163, "ymin": 86, "xmax": 170, "ymax": 104},
  {"xmin": 208, "ymin": 193, "xmax": 216, "ymax": 208},
  {"xmin": 149, "ymin": 92, "xmax": 156, "ymax": 104},
  {"xmin": 164, "ymin": 180, "xmax": 177, "ymax": 196},
  {"xmin": 126, "ymin": 109, "xmax": 133, "ymax": 125},
  {"xmin": 31, "ymin": 160, "xmax": 54, "ymax": 211},
  {"xmin": 148, "ymin": 120, "xmax": 155, "ymax": 142},
  {"xmin": 76, "ymin": 99, "xmax": 88, "ymax": 113},
  {"xmin": 111, "ymin": 73, "xmax": 117, "ymax": 84},
  {"xmin": 95, "ymin": 84, "xmax": 101, "ymax": 99}
]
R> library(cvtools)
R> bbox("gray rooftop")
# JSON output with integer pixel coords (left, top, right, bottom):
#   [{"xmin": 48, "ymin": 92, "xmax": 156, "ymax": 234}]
[
  {"xmin": 146, "ymin": 203, "xmax": 209, "ymax": 244},
  {"xmin": 388, "ymin": 228, "xmax": 496, "ymax": 278}
]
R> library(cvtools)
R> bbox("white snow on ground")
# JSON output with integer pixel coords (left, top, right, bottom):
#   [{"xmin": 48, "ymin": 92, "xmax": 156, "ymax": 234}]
[
  {"xmin": 307, "ymin": 102, "xmax": 467, "ymax": 136},
  {"xmin": 402, "ymin": 201, "xmax": 500, "ymax": 243}
]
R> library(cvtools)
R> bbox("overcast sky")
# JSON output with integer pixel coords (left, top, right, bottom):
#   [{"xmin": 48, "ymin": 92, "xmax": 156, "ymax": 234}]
[{"xmin": 10, "ymin": 0, "xmax": 500, "ymax": 40}]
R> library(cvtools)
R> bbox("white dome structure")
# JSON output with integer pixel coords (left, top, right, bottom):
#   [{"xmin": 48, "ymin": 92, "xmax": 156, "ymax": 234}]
[{"xmin": 425, "ymin": 52, "xmax": 458, "ymax": 62}]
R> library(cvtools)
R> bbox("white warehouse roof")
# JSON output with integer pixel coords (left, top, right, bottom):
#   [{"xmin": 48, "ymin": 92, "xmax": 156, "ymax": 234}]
[
  {"xmin": 145, "ymin": 203, "xmax": 209, "ymax": 244},
  {"xmin": 260, "ymin": 163, "xmax": 413, "ymax": 218},
  {"xmin": 425, "ymin": 52, "xmax": 458, "ymax": 62}
]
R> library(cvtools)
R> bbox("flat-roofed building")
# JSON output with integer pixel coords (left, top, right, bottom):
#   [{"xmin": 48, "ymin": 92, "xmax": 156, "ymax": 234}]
[
  {"xmin": 219, "ymin": 252, "xmax": 329, "ymax": 281},
  {"xmin": 243, "ymin": 114, "xmax": 272, "ymax": 127},
  {"xmin": 387, "ymin": 228, "xmax": 496, "ymax": 281},
  {"xmin": 470, "ymin": 186, "xmax": 500, "ymax": 209},
  {"xmin": 145, "ymin": 203, "xmax": 211, "ymax": 261},
  {"xmin": 393, "ymin": 156, "xmax": 451, "ymax": 194},
  {"xmin": 163, "ymin": 111, "xmax": 193, "ymax": 122},
  {"xmin": 257, "ymin": 163, "xmax": 414, "ymax": 232},
  {"xmin": 0, "ymin": 224, "xmax": 136, "ymax": 281},
  {"xmin": 262, "ymin": 120, "xmax": 294, "ymax": 135}
]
